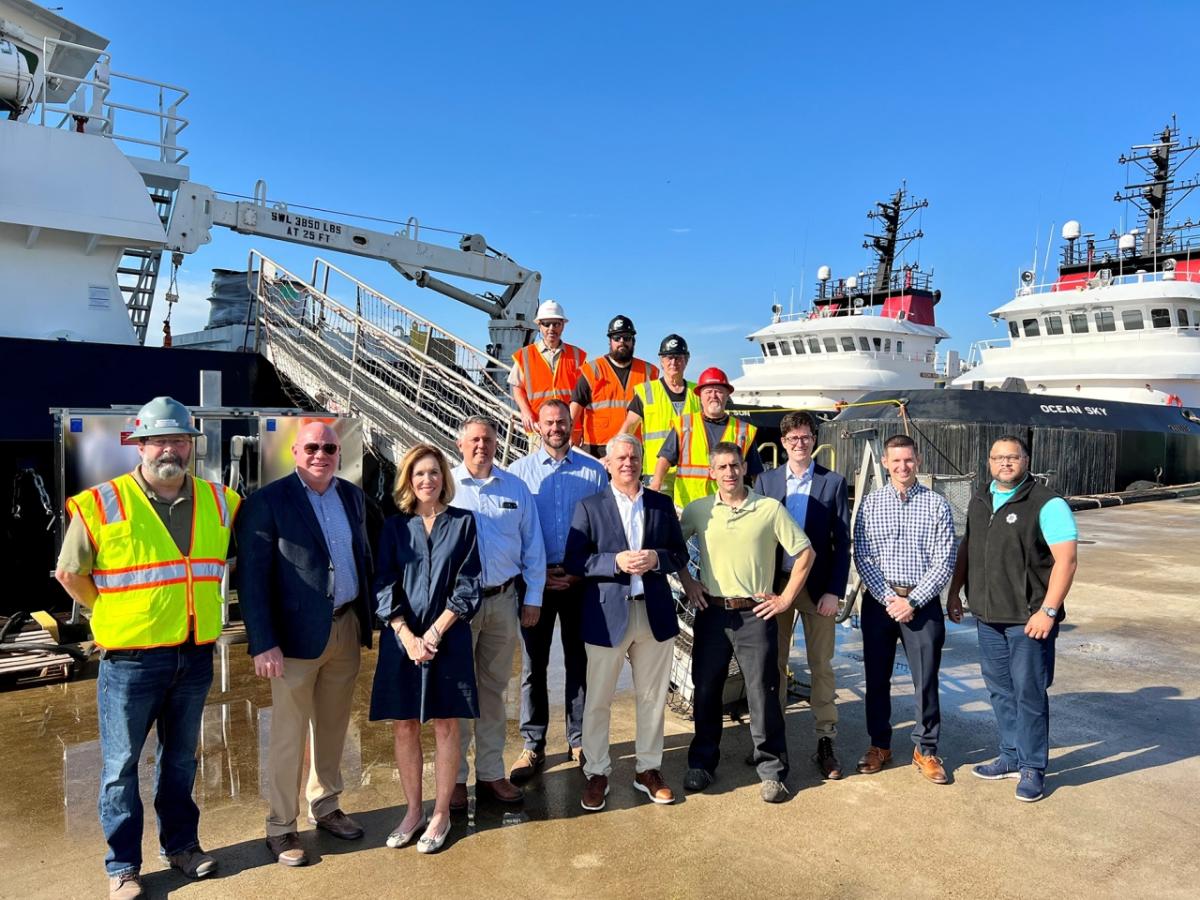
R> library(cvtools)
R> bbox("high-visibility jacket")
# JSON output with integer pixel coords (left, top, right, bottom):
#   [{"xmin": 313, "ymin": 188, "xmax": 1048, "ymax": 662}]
[
  {"xmin": 579, "ymin": 356, "xmax": 658, "ymax": 446},
  {"xmin": 67, "ymin": 473, "xmax": 240, "ymax": 650},
  {"xmin": 511, "ymin": 341, "xmax": 586, "ymax": 417},
  {"xmin": 634, "ymin": 378, "xmax": 700, "ymax": 487},
  {"xmin": 673, "ymin": 413, "xmax": 758, "ymax": 508}
]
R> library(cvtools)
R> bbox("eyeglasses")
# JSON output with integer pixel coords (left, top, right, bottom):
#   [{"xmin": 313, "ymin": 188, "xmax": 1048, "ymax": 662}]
[
  {"xmin": 303, "ymin": 442, "xmax": 340, "ymax": 456},
  {"xmin": 144, "ymin": 437, "xmax": 191, "ymax": 448},
  {"xmin": 538, "ymin": 320, "xmax": 564, "ymax": 328},
  {"xmin": 782, "ymin": 435, "xmax": 815, "ymax": 446},
  {"xmin": 610, "ymin": 334, "xmax": 635, "ymax": 343},
  {"xmin": 989, "ymin": 454, "xmax": 1024, "ymax": 463}
]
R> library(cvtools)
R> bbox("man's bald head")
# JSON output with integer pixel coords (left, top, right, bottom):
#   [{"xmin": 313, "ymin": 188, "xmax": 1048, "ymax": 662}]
[{"xmin": 292, "ymin": 422, "xmax": 341, "ymax": 491}]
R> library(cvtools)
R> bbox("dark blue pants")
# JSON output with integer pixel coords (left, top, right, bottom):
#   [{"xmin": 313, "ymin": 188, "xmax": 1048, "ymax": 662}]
[
  {"xmin": 688, "ymin": 606, "xmax": 788, "ymax": 782},
  {"xmin": 861, "ymin": 595, "xmax": 945, "ymax": 754},
  {"xmin": 97, "ymin": 641, "xmax": 213, "ymax": 876},
  {"xmin": 519, "ymin": 584, "xmax": 587, "ymax": 751},
  {"xmin": 976, "ymin": 619, "xmax": 1058, "ymax": 772}
]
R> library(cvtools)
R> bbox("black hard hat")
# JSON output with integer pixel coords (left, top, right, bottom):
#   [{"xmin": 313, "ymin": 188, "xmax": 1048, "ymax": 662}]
[
  {"xmin": 658, "ymin": 333, "xmax": 689, "ymax": 356},
  {"xmin": 607, "ymin": 315, "xmax": 636, "ymax": 337}
]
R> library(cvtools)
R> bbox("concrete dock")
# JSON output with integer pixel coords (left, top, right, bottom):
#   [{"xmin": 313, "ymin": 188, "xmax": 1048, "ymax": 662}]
[{"xmin": 1, "ymin": 500, "xmax": 1197, "ymax": 899}]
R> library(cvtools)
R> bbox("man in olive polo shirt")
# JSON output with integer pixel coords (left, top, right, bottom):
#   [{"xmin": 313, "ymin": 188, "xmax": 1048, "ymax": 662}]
[{"xmin": 678, "ymin": 442, "xmax": 814, "ymax": 803}]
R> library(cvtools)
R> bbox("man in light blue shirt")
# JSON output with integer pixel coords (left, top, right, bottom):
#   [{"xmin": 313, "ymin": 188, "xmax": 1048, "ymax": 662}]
[
  {"xmin": 507, "ymin": 400, "xmax": 607, "ymax": 782},
  {"xmin": 449, "ymin": 415, "xmax": 546, "ymax": 809}
]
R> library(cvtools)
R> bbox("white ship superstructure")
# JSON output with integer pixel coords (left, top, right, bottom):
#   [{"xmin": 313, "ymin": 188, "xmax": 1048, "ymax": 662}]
[
  {"xmin": 954, "ymin": 121, "xmax": 1200, "ymax": 406},
  {"xmin": 732, "ymin": 187, "xmax": 959, "ymax": 409}
]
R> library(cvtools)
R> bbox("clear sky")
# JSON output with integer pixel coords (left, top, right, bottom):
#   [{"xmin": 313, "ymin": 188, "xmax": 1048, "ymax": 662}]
[{"xmin": 70, "ymin": 0, "xmax": 1200, "ymax": 373}]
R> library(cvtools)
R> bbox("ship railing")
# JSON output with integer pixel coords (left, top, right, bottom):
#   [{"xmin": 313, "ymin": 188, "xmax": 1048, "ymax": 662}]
[
  {"xmin": 31, "ymin": 37, "xmax": 189, "ymax": 164},
  {"xmin": 1060, "ymin": 229, "xmax": 1200, "ymax": 267},
  {"xmin": 741, "ymin": 348, "xmax": 947, "ymax": 368},
  {"xmin": 771, "ymin": 305, "xmax": 884, "ymax": 323},
  {"xmin": 1016, "ymin": 263, "xmax": 1200, "ymax": 298},
  {"xmin": 247, "ymin": 251, "xmax": 526, "ymax": 466},
  {"xmin": 816, "ymin": 268, "xmax": 935, "ymax": 300}
]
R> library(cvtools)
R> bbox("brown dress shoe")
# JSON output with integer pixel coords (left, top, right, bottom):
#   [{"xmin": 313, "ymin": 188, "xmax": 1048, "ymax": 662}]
[
  {"xmin": 476, "ymin": 777, "xmax": 524, "ymax": 803},
  {"xmin": 266, "ymin": 832, "xmax": 307, "ymax": 867},
  {"xmin": 634, "ymin": 769, "xmax": 675, "ymax": 804},
  {"xmin": 580, "ymin": 774, "xmax": 609, "ymax": 811},
  {"xmin": 814, "ymin": 737, "xmax": 844, "ymax": 780},
  {"xmin": 449, "ymin": 782, "xmax": 468, "ymax": 812},
  {"xmin": 856, "ymin": 746, "xmax": 893, "ymax": 774},
  {"xmin": 313, "ymin": 808, "xmax": 364, "ymax": 840},
  {"xmin": 913, "ymin": 748, "xmax": 948, "ymax": 784},
  {"xmin": 509, "ymin": 748, "xmax": 545, "ymax": 785}
]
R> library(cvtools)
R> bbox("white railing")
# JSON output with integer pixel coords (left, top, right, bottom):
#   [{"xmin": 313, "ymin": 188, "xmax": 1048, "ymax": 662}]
[
  {"xmin": 967, "ymin": 326, "xmax": 1200, "ymax": 366},
  {"xmin": 770, "ymin": 305, "xmax": 885, "ymax": 324},
  {"xmin": 1014, "ymin": 264, "xmax": 1200, "ymax": 299},
  {"xmin": 32, "ymin": 37, "xmax": 189, "ymax": 164},
  {"xmin": 742, "ymin": 348, "xmax": 941, "ymax": 368}
]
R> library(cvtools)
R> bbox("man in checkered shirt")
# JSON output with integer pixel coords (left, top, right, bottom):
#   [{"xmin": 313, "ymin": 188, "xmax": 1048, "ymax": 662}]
[{"xmin": 852, "ymin": 434, "xmax": 957, "ymax": 785}]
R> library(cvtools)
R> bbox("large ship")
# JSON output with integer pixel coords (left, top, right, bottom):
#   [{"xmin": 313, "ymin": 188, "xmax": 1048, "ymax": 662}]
[
  {"xmin": 731, "ymin": 186, "xmax": 962, "ymax": 409},
  {"xmin": 953, "ymin": 120, "xmax": 1200, "ymax": 406}
]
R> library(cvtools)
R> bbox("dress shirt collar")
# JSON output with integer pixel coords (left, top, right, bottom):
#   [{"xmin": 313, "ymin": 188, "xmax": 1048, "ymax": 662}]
[
  {"xmin": 786, "ymin": 460, "xmax": 814, "ymax": 485},
  {"xmin": 453, "ymin": 461, "xmax": 499, "ymax": 486},
  {"xmin": 610, "ymin": 483, "xmax": 643, "ymax": 506},
  {"xmin": 295, "ymin": 469, "xmax": 336, "ymax": 497},
  {"xmin": 885, "ymin": 480, "xmax": 926, "ymax": 502},
  {"xmin": 536, "ymin": 445, "xmax": 576, "ymax": 467}
]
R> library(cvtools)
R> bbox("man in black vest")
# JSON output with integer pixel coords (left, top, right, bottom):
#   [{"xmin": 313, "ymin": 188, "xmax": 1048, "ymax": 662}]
[{"xmin": 948, "ymin": 435, "xmax": 1078, "ymax": 803}]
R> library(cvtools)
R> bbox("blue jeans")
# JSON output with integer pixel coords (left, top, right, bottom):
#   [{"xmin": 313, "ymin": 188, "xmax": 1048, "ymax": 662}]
[
  {"xmin": 976, "ymin": 620, "xmax": 1057, "ymax": 772},
  {"xmin": 97, "ymin": 642, "xmax": 214, "ymax": 876}
]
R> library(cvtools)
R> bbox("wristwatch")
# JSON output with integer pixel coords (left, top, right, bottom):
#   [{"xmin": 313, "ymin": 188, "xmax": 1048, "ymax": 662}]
[{"xmin": 1040, "ymin": 606, "xmax": 1058, "ymax": 619}]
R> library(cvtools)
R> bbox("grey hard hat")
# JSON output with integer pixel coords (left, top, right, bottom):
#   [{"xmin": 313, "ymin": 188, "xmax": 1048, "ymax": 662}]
[
  {"xmin": 607, "ymin": 314, "xmax": 636, "ymax": 336},
  {"xmin": 128, "ymin": 396, "xmax": 201, "ymax": 439},
  {"xmin": 659, "ymin": 333, "xmax": 689, "ymax": 355}
]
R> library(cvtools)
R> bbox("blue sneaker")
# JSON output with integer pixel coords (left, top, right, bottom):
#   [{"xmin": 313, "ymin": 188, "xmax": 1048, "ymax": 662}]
[
  {"xmin": 972, "ymin": 759, "xmax": 1020, "ymax": 780},
  {"xmin": 1015, "ymin": 768, "xmax": 1044, "ymax": 802}
]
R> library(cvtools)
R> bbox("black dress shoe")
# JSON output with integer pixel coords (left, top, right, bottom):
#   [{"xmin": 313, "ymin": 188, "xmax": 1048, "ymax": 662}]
[{"xmin": 313, "ymin": 809, "xmax": 364, "ymax": 840}]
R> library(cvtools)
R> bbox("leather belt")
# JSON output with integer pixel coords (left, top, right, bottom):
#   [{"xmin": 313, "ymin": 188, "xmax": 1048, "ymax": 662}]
[
  {"xmin": 482, "ymin": 577, "xmax": 517, "ymax": 598},
  {"xmin": 333, "ymin": 602, "xmax": 354, "ymax": 619},
  {"xmin": 703, "ymin": 592, "xmax": 757, "ymax": 610},
  {"xmin": 889, "ymin": 584, "xmax": 913, "ymax": 598},
  {"xmin": 628, "ymin": 594, "xmax": 645, "ymax": 602}
]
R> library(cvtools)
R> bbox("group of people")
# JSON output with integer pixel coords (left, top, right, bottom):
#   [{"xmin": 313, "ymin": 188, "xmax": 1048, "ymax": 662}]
[{"xmin": 54, "ymin": 304, "xmax": 1079, "ymax": 899}]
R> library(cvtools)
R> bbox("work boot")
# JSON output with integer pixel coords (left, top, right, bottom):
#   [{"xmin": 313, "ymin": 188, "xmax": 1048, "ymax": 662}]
[
  {"xmin": 913, "ymin": 748, "xmax": 948, "ymax": 784},
  {"xmin": 108, "ymin": 873, "xmax": 143, "ymax": 900},
  {"xmin": 162, "ymin": 847, "xmax": 217, "ymax": 878},
  {"xmin": 266, "ymin": 832, "xmax": 306, "ymax": 867},
  {"xmin": 580, "ymin": 774, "xmax": 609, "ymax": 811},
  {"xmin": 508, "ymin": 748, "xmax": 544, "ymax": 785},
  {"xmin": 856, "ymin": 746, "xmax": 893, "ymax": 774},
  {"xmin": 814, "ymin": 737, "xmax": 843, "ymax": 780},
  {"xmin": 633, "ymin": 769, "xmax": 675, "ymax": 804},
  {"xmin": 312, "ymin": 808, "xmax": 364, "ymax": 840}
]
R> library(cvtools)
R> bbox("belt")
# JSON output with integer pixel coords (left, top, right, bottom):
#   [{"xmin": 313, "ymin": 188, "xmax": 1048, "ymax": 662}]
[
  {"xmin": 628, "ymin": 594, "xmax": 644, "ymax": 602},
  {"xmin": 333, "ymin": 602, "xmax": 355, "ymax": 619},
  {"xmin": 703, "ymin": 592, "xmax": 757, "ymax": 611},
  {"xmin": 482, "ymin": 577, "xmax": 517, "ymax": 598},
  {"xmin": 889, "ymin": 584, "xmax": 914, "ymax": 598}
]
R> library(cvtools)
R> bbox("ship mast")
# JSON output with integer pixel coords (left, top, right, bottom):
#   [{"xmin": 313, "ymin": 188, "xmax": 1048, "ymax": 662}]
[
  {"xmin": 1114, "ymin": 118, "xmax": 1200, "ymax": 254},
  {"xmin": 866, "ymin": 184, "xmax": 928, "ymax": 293}
]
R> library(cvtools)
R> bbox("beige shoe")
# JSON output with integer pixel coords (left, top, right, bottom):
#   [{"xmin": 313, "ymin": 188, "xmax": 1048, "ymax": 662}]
[
  {"xmin": 109, "ymin": 872, "xmax": 144, "ymax": 900},
  {"xmin": 508, "ymin": 748, "xmax": 544, "ymax": 785}
]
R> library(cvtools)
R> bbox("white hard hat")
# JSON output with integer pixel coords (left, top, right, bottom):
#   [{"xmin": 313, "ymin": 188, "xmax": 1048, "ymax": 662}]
[{"xmin": 535, "ymin": 300, "xmax": 568, "ymax": 323}]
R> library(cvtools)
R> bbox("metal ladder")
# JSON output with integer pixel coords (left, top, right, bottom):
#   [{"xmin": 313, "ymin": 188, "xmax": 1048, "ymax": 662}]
[
  {"xmin": 118, "ymin": 187, "xmax": 175, "ymax": 344},
  {"xmin": 248, "ymin": 251, "xmax": 527, "ymax": 465}
]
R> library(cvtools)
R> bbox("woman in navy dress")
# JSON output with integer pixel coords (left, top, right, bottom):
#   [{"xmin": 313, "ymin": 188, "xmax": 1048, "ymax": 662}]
[{"xmin": 370, "ymin": 443, "xmax": 481, "ymax": 853}]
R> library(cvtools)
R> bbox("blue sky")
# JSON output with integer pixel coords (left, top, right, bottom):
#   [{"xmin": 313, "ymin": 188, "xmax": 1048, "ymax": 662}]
[{"xmin": 74, "ymin": 0, "xmax": 1200, "ymax": 372}]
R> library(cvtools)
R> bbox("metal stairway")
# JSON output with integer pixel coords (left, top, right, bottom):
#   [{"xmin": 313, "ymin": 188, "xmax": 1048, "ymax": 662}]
[
  {"xmin": 118, "ymin": 187, "xmax": 175, "ymax": 344},
  {"xmin": 248, "ymin": 251, "xmax": 527, "ymax": 465}
]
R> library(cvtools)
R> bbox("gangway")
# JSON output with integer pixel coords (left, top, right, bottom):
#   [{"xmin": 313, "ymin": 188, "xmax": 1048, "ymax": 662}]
[{"xmin": 248, "ymin": 251, "xmax": 527, "ymax": 465}]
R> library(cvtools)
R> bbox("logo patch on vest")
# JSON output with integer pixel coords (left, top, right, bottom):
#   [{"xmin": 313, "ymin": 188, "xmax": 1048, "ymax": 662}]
[{"xmin": 1005, "ymin": 512, "xmax": 1018, "ymax": 524}]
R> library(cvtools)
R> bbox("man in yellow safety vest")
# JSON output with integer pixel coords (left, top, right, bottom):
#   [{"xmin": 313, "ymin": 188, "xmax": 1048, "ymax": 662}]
[
  {"xmin": 55, "ymin": 397, "xmax": 240, "ymax": 900},
  {"xmin": 649, "ymin": 367, "xmax": 761, "ymax": 507},
  {"xmin": 621, "ymin": 333, "xmax": 699, "ymax": 494}
]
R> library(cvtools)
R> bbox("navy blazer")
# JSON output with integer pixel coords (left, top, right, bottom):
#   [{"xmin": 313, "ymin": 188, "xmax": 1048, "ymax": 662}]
[
  {"xmin": 754, "ymin": 462, "xmax": 850, "ymax": 603},
  {"xmin": 236, "ymin": 473, "xmax": 373, "ymax": 659},
  {"xmin": 564, "ymin": 487, "xmax": 688, "ymax": 648}
]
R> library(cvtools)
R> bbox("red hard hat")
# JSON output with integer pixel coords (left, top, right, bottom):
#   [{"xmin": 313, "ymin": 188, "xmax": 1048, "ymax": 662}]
[{"xmin": 694, "ymin": 367, "xmax": 734, "ymax": 395}]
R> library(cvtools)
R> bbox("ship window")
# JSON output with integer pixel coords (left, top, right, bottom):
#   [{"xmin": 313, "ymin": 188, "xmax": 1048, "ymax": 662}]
[
  {"xmin": 859, "ymin": 337, "xmax": 871, "ymax": 351},
  {"xmin": 1178, "ymin": 308, "xmax": 1190, "ymax": 327},
  {"xmin": 841, "ymin": 336, "xmax": 856, "ymax": 352},
  {"xmin": 1022, "ymin": 318, "xmax": 1041, "ymax": 337},
  {"xmin": 873, "ymin": 337, "xmax": 882, "ymax": 351},
  {"xmin": 1008, "ymin": 321, "xmax": 1019, "ymax": 339},
  {"xmin": 792, "ymin": 339, "xmax": 806, "ymax": 354},
  {"xmin": 884, "ymin": 338, "xmax": 892, "ymax": 352},
  {"xmin": 1094, "ymin": 310, "xmax": 1115, "ymax": 332},
  {"xmin": 761, "ymin": 343, "xmax": 769, "ymax": 358},
  {"xmin": 778, "ymin": 340, "xmax": 792, "ymax": 355},
  {"xmin": 823, "ymin": 337, "xmax": 838, "ymax": 352},
  {"xmin": 896, "ymin": 340, "xmax": 904, "ymax": 353},
  {"xmin": 766, "ymin": 342, "xmax": 779, "ymax": 356},
  {"xmin": 1069, "ymin": 311, "xmax": 1088, "ymax": 333},
  {"xmin": 808, "ymin": 337, "xmax": 821, "ymax": 353},
  {"xmin": 1121, "ymin": 309, "xmax": 1145, "ymax": 331},
  {"xmin": 1151, "ymin": 308, "xmax": 1171, "ymax": 328},
  {"xmin": 1044, "ymin": 315, "xmax": 1063, "ymax": 335}
]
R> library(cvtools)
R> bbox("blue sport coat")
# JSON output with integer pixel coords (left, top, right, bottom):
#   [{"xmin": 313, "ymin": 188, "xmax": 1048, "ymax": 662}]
[
  {"xmin": 236, "ymin": 473, "xmax": 373, "ymax": 659},
  {"xmin": 564, "ymin": 487, "xmax": 688, "ymax": 647},
  {"xmin": 754, "ymin": 462, "xmax": 850, "ymax": 602}
]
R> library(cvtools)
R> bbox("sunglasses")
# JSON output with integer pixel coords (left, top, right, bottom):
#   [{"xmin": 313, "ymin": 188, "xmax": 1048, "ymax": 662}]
[
  {"xmin": 303, "ymin": 442, "xmax": 340, "ymax": 456},
  {"xmin": 610, "ymin": 334, "xmax": 635, "ymax": 343}
]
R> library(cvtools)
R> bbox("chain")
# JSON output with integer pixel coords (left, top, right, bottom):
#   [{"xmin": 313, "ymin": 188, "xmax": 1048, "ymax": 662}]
[{"xmin": 11, "ymin": 468, "xmax": 55, "ymax": 529}]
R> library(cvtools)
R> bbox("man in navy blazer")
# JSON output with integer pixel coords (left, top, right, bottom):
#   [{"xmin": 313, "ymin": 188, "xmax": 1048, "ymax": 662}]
[
  {"xmin": 754, "ymin": 410, "xmax": 850, "ymax": 780},
  {"xmin": 565, "ymin": 433, "xmax": 688, "ymax": 811},
  {"xmin": 237, "ymin": 422, "xmax": 373, "ymax": 866}
]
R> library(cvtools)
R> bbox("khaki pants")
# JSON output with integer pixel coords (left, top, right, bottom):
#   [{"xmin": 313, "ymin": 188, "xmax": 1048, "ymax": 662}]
[
  {"xmin": 266, "ymin": 611, "xmax": 361, "ymax": 836},
  {"xmin": 458, "ymin": 583, "xmax": 519, "ymax": 783},
  {"xmin": 581, "ymin": 598, "xmax": 674, "ymax": 778},
  {"xmin": 777, "ymin": 586, "xmax": 838, "ymax": 738}
]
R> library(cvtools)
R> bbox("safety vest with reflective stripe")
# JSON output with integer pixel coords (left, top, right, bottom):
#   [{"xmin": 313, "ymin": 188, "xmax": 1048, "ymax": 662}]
[
  {"xmin": 634, "ymin": 378, "xmax": 700, "ymax": 482},
  {"xmin": 579, "ymin": 356, "xmax": 658, "ymax": 446},
  {"xmin": 67, "ymin": 473, "xmax": 240, "ymax": 650},
  {"xmin": 511, "ymin": 341, "xmax": 586, "ymax": 416},
  {"xmin": 672, "ymin": 414, "xmax": 758, "ymax": 507}
]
